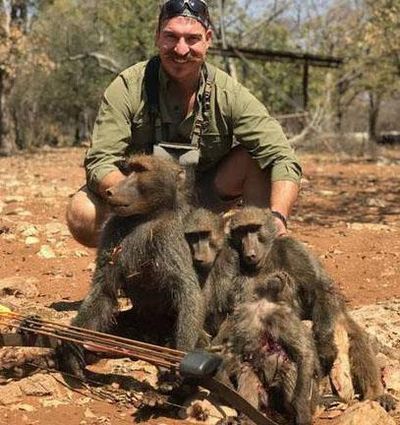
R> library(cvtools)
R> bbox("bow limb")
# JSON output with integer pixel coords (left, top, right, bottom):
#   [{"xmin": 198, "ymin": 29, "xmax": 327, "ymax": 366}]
[{"xmin": 0, "ymin": 332, "xmax": 59, "ymax": 349}]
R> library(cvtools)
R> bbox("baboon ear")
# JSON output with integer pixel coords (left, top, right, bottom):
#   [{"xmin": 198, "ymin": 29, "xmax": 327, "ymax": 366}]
[
  {"xmin": 177, "ymin": 169, "xmax": 186, "ymax": 186},
  {"xmin": 130, "ymin": 161, "xmax": 149, "ymax": 173},
  {"xmin": 115, "ymin": 159, "xmax": 131, "ymax": 175},
  {"xmin": 222, "ymin": 210, "xmax": 235, "ymax": 234}
]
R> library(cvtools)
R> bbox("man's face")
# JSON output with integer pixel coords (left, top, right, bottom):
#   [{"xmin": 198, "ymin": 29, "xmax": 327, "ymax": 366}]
[{"xmin": 156, "ymin": 16, "xmax": 212, "ymax": 82}]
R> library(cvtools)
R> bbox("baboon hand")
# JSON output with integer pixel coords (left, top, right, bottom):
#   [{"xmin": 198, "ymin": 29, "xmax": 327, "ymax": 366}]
[
  {"xmin": 376, "ymin": 394, "xmax": 397, "ymax": 412},
  {"xmin": 56, "ymin": 341, "xmax": 86, "ymax": 381}
]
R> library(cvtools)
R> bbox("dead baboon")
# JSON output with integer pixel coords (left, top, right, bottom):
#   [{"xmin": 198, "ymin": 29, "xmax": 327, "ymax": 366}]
[
  {"xmin": 224, "ymin": 206, "xmax": 396, "ymax": 411},
  {"xmin": 226, "ymin": 271, "xmax": 321, "ymax": 425},
  {"xmin": 58, "ymin": 155, "xmax": 204, "ymax": 378}
]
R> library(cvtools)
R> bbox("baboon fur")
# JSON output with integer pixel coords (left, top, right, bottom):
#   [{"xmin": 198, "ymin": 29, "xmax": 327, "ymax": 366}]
[
  {"xmin": 183, "ymin": 208, "xmax": 225, "ymax": 286},
  {"xmin": 59, "ymin": 155, "xmax": 205, "ymax": 377},
  {"xmin": 227, "ymin": 271, "xmax": 321, "ymax": 425},
  {"xmin": 220, "ymin": 206, "xmax": 395, "ymax": 410}
]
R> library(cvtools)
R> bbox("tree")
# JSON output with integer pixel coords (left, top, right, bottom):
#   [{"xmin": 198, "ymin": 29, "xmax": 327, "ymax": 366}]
[{"xmin": 0, "ymin": 0, "xmax": 28, "ymax": 155}]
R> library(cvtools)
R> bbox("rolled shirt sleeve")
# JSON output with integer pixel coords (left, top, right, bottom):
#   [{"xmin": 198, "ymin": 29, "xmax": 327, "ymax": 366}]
[
  {"xmin": 231, "ymin": 83, "xmax": 302, "ymax": 184},
  {"xmin": 84, "ymin": 74, "xmax": 135, "ymax": 193}
]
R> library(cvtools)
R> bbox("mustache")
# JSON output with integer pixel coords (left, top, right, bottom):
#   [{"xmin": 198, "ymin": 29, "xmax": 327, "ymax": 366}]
[{"xmin": 165, "ymin": 53, "xmax": 200, "ymax": 62}]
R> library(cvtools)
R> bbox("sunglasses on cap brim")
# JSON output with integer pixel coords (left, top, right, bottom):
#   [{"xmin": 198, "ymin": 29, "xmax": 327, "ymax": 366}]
[{"xmin": 160, "ymin": 0, "xmax": 210, "ymax": 28}]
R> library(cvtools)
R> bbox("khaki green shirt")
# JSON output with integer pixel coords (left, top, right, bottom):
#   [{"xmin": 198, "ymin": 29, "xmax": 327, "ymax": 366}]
[{"xmin": 85, "ymin": 60, "xmax": 302, "ymax": 193}]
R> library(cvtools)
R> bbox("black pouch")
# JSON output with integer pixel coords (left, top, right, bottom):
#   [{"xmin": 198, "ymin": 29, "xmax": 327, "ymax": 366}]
[{"xmin": 153, "ymin": 142, "xmax": 200, "ymax": 166}]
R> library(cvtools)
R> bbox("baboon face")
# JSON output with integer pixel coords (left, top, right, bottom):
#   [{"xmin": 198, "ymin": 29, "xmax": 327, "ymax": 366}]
[
  {"xmin": 255, "ymin": 271, "xmax": 297, "ymax": 305},
  {"xmin": 229, "ymin": 207, "xmax": 277, "ymax": 271},
  {"xmin": 106, "ymin": 155, "xmax": 185, "ymax": 216},
  {"xmin": 185, "ymin": 230, "xmax": 216, "ymax": 272},
  {"xmin": 184, "ymin": 209, "xmax": 225, "ymax": 273}
]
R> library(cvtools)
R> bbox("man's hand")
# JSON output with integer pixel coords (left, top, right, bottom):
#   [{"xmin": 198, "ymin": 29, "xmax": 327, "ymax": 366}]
[
  {"xmin": 274, "ymin": 216, "xmax": 287, "ymax": 237},
  {"xmin": 270, "ymin": 179, "xmax": 299, "ymax": 236}
]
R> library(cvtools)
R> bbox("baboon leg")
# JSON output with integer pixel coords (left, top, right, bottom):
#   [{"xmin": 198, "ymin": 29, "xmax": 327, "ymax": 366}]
[
  {"xmin": 237, "ymin": 364, "xmax": 263, "ymax": 409},
  {"xmin": 346, "ymin": 315, "xmax": 384, "ymax": 399},
  {"xmin": 58, "ymin": 268, "xmax": 119, "ymax": 378},
  {"xmin": 312, "ymin": 292, "xmax": 339, "ymax": 375}
]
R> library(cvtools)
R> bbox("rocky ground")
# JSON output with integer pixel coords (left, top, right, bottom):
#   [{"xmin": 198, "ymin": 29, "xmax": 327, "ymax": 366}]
[{"xmin": 0, "ymin": 147, "xmax": 400, "ymax": 425}]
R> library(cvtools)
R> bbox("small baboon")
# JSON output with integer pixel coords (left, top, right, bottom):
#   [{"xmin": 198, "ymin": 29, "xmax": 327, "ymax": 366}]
[
  {"xmin": 227, "ymin": 271, "xmax": 321, "ymax": 425},
  {"xmin": 58, "ymin": 155, "xmax": 204, "ymax": 377},
  {"xmin": 183, "ymin": 208, "xmax": 225, "ymax": 286},
  {"xmin": 183, "ymin": 208, "xmax": 240, "ymax": 339},
  {"xmin": 225, "ymin": 207, "xmax": 396, "ymax": 410}
]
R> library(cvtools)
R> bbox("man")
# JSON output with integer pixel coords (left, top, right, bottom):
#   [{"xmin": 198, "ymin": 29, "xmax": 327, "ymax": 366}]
[{"xmin": 67, "ymin": 0, "xmax": 302, "ymax": 248}]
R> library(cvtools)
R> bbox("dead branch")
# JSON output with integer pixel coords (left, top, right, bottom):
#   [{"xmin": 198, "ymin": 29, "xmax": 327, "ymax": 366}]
[
  {"xmin": 288, "ymin": 105, "xmax": 325, "ymax": 146},
  {"xmin": 68, "ymin": 52, "xmax": 121, "ymax": 74}
]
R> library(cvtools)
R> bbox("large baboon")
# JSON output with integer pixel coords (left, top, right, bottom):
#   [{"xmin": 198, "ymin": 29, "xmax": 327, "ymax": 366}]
[
  {"xmin": 226, "ymin": 271, "xmax": 321, "ymax": 425},
  {"xmin": 224, "ymin": 207, "xmax": 395, "ymax": 410},
  {"xmin": 59, "ymin": 155, "xmax": 204, "ymax": 377}
]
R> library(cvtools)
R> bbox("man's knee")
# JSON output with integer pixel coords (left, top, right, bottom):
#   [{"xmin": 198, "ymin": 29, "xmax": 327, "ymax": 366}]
[
  {"xmin": 66, "ymin": 187, "xmax": 108, "ymax": 248},
  {"xmin": 213, "ymin": 146, "xmax": 270, "ymax": 203}
]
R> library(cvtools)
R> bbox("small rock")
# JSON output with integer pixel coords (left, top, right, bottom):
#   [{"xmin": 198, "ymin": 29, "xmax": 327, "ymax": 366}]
[
  {"xmin": 382, "ymin": 365, "xmax": 400, "ymax": 397},
  {"xmin": 41, "ymin": 399, "xmax": 69, "ymax": 408},
  {"xmin": 0, "ymin": 382, "xmax": 23, "ymax": 405},
  {"xmin": 74, "ymin": 250, "xmax": 89, "ymax": 258},
  {"xmin": 347, "ymin": 223, "xmax": 392, "ymax": 232},
  {"xmin": 84, "ymin": 408, "xmax": 97, "ymax": 418},
  {"xmin": 44, "ymin": 222, "xmax": 68, "ymax": 235},
  {"xmin": 330, "ymin": 400, "xmax": 396, "ymax": 425},
  {"xmin": 85, "ymin": 262, "xmax": 96, "ymax": 272},
  {"xmin": 19, "ymin": 225, "xmax": 39, "ymax": 237},
  {"xmin": 25, "ymin": 236, "xmax": 40, "ymax": 245},
  {"xmin": 317, "ymin": 190, "xmax": 335, "ymax": 197},
  {"xmin": 179, "ymin": 389, "xmax": 237, "ymax": 424},
  {"xmin": 4, "ymin": 195, "xmax": 25, "ymax": 204},
  {"xmin": 0, "ymin": 277, "xmax": 39, "ymax": 298},
  {"xmin": 19, "ymin": 374, "xmax": 63, "ymax": 397},
  {"xmin": 37, "ymin": 245, "xmax": 56, "ymax": 259},
  {"xmin": 14, "ymin": 403, "xmax": 36, "ymax": 412}
]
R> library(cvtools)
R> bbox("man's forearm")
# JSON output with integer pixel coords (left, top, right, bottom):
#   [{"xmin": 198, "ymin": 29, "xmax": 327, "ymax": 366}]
[{"xmin": 270, "ymin": 180, "xmax": 300, "ymax": 219}]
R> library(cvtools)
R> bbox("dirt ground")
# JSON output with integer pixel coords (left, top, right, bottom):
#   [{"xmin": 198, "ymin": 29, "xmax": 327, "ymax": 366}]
[{"xmin": 0, "ymin": 146, "xmax": 399, "ymax": 425}]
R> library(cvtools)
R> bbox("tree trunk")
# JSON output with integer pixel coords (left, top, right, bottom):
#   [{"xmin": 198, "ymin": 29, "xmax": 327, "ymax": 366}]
[
  {"xmin": 364, "ymin": 91, "xmax": 381, "ymax": 158},
  {"xmin": 368, "ymin": 91, "xmax": 380, "ymax": 142},
  {"xmin": 0, "ymin": 70, "xmax": 17, "ymax": 156}
]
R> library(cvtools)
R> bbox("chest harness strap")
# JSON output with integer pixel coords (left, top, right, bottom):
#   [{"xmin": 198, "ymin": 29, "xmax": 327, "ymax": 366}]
[{"xmin": 144, "ymin": 56, "xmax": 215, "ymax": 165}]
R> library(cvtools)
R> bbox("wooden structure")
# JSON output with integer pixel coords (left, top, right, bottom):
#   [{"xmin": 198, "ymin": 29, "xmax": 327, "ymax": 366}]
[{"xmin": 209, "ymin": 46, "xmax": 343, "ymax": 110}]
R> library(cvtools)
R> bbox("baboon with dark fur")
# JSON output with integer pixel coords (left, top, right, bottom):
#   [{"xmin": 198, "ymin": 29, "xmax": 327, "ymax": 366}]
[
  {"xmin": 221, "ymin": 206, "xmax": 395, "ymax": 411},
  {"xmin": 225, "ymin": 271, "xmax": 321, "ymax": 425},
  {"xmin": 59, "ymin": 155, "xmax": 204, "ymax": 377}
]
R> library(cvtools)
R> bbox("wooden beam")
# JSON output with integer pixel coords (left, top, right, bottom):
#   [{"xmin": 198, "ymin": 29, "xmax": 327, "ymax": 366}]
[{"xmin": 209, "ymin": 46, "xmax": 343, "ymax": 68}]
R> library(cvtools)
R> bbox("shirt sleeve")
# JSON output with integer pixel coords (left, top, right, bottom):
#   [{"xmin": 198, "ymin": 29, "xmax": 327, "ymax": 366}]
[
  {"xmin": 84, "ymin": 74, "xmax": 135, "ymax": 193},
  {"xmin": 231, "ymin": 84, "xmax": 302, "ymax": 184}
]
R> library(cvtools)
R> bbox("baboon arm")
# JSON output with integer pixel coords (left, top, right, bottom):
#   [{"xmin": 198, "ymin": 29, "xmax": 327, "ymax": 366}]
[
  {"xmin": 72, "ymin": 271, "xmax": 119, "ymax": 332},
  {"xmin": 277, "ymin": 321, "xmax": 316, "ymax": 420},
  {"xmin": 172, "ymin": 275, "xmax": 205, "ymax": 350}
]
